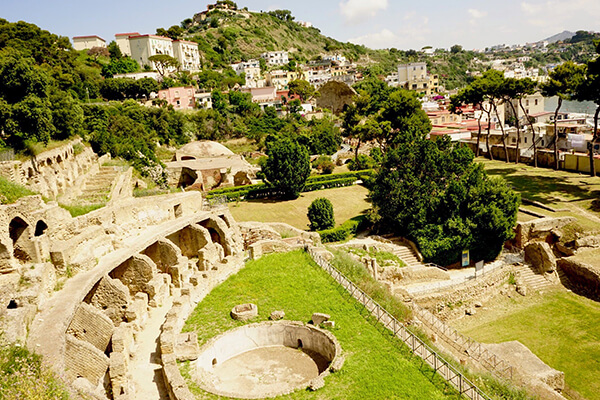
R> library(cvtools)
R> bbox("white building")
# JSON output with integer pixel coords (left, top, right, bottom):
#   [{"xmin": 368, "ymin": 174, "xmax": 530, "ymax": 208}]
[
  {"xmin": 231, "ymin": 60, "xmax": 261, "ymax": 80},
  {"xmin": 72, "ymin": 35, "xmax": 106, "ymax": 51},
  {"xmin": 173, "ymin": 40, "xmax": 201, "ymax": 71},
  {"xmin": 129, "ymin": 34, "xmax": 175, "ymax": 71},
  {"xmin": 323, "ymin": 54, "xmax": 347, "ymax": 64},
  {"xmin": 261, "ymin": 51, "xmax": 289, "ymax": 66},
  {"xmin": 114, "ymin": 32, "xmax": 139, "ymax": 56}
]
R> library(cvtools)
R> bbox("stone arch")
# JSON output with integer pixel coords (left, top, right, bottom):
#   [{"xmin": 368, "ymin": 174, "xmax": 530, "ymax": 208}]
[
  {"xmin": 199, "ymin": 217, "xmax": 232, "ymax": 257},
  {"xmin": 9, "ymin": 216, "xmax": 33, "ymax": 261},
  {"xmin": 47, "ymin": 158, "xmax": 52, "ymax": 166},
  {"xmin": 34, "ymin": 220, "xmax": 48, "ymax": 237},
  {"xmin": 56, "ymin": 155, "xmax": 63, "ymax": 163},
  {"xmin": 167, "ymin": 225, "xmax": 211, "ymax": 258},
  {"xmin": 178, "ymin": 167, "xmax": 198, "ymax": 189},
  {"xmin": 109, "ymin": 254, "xmax": 157, "ymax": 296},
  {"xmin": 142, "ymin": 239, "xmax": 181, "ymax": 274},
  {"xmin": 27, "ymin": 167, "xmax": 34, "ymax": 178}
]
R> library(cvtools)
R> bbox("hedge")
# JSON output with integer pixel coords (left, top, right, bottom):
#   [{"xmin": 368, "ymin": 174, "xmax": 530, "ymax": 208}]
[
  {"xmin": 319, "ymin": 215, "xmax": 367, "ymax": 243},
  {"xmin": 205, "ymin": 169, "xmax": 374, "ymax": 201}
]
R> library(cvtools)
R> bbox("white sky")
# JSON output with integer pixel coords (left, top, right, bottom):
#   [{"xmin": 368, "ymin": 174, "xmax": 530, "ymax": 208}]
[{"xmin": 3, "ymin": 0, "xmax": 599, "ymax": 50}]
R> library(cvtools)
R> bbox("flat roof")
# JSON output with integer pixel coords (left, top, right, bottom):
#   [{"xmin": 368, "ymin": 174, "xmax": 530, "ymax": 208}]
[
  {"xmin": 73, "ymin": 35, "xmax": 105, "ymax": 40},
  {"xmin": 115, "ymin": 32, "xmax": 140, "ymax": 37},
  {"xmin": 173, "ymin": 39, "xmax": 198, "ymax": 45},
  {"xmin": 128, "ymin": 34, "xmax": 172, "ymax": 41}
]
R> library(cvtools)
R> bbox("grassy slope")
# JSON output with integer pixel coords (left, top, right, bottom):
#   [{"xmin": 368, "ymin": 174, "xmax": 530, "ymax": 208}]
[
  {"xmin": 480, "ymin": 158, "xmax": 600, "ymax": 231},
  {"xmin": 0, "ymin": 176, "xmax": 36, "ymax": 204},
  {"xmin": 453, "ymin": 290, "xmax": 600, "ymax": 400},
  {"xmin": 228, "ymin": 185, "xmax": 370, "ymax": 230},
  {"xmin": 182, "ymin": 251, "xmax": 454, "ymax": 400}
]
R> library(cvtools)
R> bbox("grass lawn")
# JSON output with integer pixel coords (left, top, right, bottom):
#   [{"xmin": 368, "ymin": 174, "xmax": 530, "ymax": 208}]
[
  {"xmin": 228, "ymin": 185, "xmax": 370, "ymax": 230},
  {"xmin": 479, "ymin": 158, "xmax": 600, "ymax": 230},
  {"xmin": 452, "ymin": 289, "xmax": 600, "ymax": 400},
  {"xmin": 0, "ymin": 176, "xmax": 36, "ymax": 204},
  {"xmin": 182, "ymin": 251, "xmax": 456, "ymax": 400}
]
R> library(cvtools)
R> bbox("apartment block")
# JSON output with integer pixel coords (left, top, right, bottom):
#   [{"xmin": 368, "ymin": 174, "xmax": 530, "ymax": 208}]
[{"xmin": 72, "ymin": 35, "xmax": 106, "ymax": 51}]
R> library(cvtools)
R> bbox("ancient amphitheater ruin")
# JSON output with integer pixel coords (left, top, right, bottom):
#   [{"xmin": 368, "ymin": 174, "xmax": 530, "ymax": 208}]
[{"xmin": 1, "ymin": 140, "xmax": 599, "ymax": 400}]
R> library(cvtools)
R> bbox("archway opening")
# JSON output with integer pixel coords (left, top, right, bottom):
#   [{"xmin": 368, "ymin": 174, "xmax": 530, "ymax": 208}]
[
  {"xmin": 34, "ymin": 220, "xmax": 48, "ymax": 237},
  {"xmin": 9, "ymin": 217, "xmax": 31, "ymax": 261}
]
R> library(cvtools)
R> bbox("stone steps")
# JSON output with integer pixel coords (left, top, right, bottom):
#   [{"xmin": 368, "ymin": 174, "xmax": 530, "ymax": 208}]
[
  {"xmin": 73, "ymin": 166, "xmax": 121, "ymax": 204},
  {"xmin": 517, "ymin": 264, "xmax": 556, "ymax": 292}
]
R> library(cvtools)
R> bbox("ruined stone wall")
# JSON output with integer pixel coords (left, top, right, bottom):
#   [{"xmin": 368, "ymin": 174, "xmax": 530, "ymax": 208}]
[{"xmin": 0, "ymin": 139, "xmax": 99, "ymax": 198}]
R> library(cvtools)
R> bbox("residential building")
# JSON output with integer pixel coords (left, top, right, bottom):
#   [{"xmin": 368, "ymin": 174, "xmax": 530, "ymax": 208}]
[
  {"xmin": 397, "ymin": 62, "xmax": 439, "ymax": 96},
  {"xmin": 129, "ymin": 34, "xmax": 175, "ymax": 71},
  {"xmin": 240, "ymin": 87, "xmax": 279, "ymax": 109},
  {"xmin": 173, "ymin": 40, "xmax": 201, "ymax": 71},
  {"xmin": 505, "ymin": 93, "xmax": 545, "ymax": 124},
  {"xmin": 195, "ymin": 92, "xmax": 213, "ymax": 109},
  {"xmin": 72, "ymin": 35, "xmax": 106, "ymax": 51},
  {"xmin": 266, "ymin": 70, "xmax": 302, "ymax": 90},
  {"xmin": 114, "ymin": 32, "xmax": 140, "ymax": 56},
  {"xmin": 231, "ymin": 60, "xmax": 262, "ymax": 85},
  {"xmin": 261, "ymin": 51, "xmax": 289, "ymax": 66},
  {"xmin": 323, "ymin": 54, "xmax": 347, "ymax": 64},
  {"xmin": 157, "ymin": 86, "xmax": 196, "ymax": 110}
]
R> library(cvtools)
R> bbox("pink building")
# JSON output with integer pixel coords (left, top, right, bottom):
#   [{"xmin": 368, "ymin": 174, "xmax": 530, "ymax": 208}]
[{"xmin": 157, "ymin": 86, "xmax": 196, "ymax": 110}]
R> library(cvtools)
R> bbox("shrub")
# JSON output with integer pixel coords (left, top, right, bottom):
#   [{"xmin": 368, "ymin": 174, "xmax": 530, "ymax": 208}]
[
  {"xmin": 312, "ymin": 155, "xmax": 335, "ymax": 174},
  {"xmin": 307, "ymin": 198, "xmax": 335, "ymax": 231},
  {"xmin": 319, "ymin": 215, "xmax": 366, "ymax": 243}
]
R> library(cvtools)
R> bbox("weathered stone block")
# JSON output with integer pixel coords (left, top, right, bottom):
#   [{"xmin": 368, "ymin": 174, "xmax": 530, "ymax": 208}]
[
  {"xmin": 67, "ymin": 302, "xmax": 114, "ymax": 352},
  {"xmin": 312, "ymin": 313, "xmax": 330, "ymax": 325},
  {"xmin": 65, "ymin": 334, "xmax": 109, "ymax": 386},
  {"xmin": 176, "ymin": 332, "xmax": 200, "ymax": 362},
  {"xmin": 525, "ymin": 241, "xmax": 557, "ymax": 273}
]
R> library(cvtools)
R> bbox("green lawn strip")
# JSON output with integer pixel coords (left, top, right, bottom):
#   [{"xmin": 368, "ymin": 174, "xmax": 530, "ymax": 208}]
[
  {"xmin": 181, "ymin": 251, "xmax": 455, "ymax": 400},
  {"xmin": 0, "ymin": 176, "xmax": 37, "ymax": 204},
  {"xmin": 458, "ymin": 291, "xmax": 600, "ymax": 400},
  {"xmin": 58, "ymin": 202, "xmax": 106, "ymax": 217},
  {"xmin": 228, "ymin": 185, "xmax": 370, "ymax": 230}
]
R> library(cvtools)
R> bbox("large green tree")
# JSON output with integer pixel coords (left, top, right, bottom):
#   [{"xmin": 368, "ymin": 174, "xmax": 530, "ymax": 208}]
[
  {"xmin": 576, "ymin": 41, "xmax": 600, "ymax": 176},
  {"xmin": 261, "ymin": 137, "xmax": 310, "ymax": 199},
  {"xmin": 371, "ymin": 136, "xmax": 519, "ymax": 265},
  {"xmin": 541, "ymin": 61, "xmax": 586, "ymax": 169}
]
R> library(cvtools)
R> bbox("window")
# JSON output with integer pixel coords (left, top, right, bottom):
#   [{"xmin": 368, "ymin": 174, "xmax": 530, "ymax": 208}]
[
  {"xmin": 535, "ymin": 99, "xmax": 538, "ymax": 106},
  {"xmin": 512, "ymin": 138, "xmax": 517, "ymax": 143},
  {"xmin": 526, "ymin": 99, "xmax": 529, "ymax": 106},
  {"xmin": 524, "ymin": 137, "xmax": 528, "ymax": 144}
]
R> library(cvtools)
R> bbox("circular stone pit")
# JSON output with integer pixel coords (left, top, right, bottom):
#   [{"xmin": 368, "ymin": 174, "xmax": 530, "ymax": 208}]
[{"xmin": 193, "ymin": 321, "xmax": 342, "ymax": 399}]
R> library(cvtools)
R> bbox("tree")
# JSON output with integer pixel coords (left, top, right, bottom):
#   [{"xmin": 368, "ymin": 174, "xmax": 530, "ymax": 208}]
[
  {"xmin": 541, "ymin": 61, "xmax": 586, "ymax": 169},
  {"xmin": 576, "ymin": 41, "xmax": 600, "ymax": 176},
  {"xmin": 87, "ymin": 46, "xmax": 109, "ymax": 61},
  {"xmin": 450, "ymin": 44, "xmax": 463, "ymax": 54},
  {"xmin": 107, "ymin": 41, "xmax": 122, "ymax": 59},
  {"xmin": 450, "ymin": 84, "xmax": 485, "ymax": 157},
  {"xmin": 307, "ymin": 198, "xmax": 335, "ymax": 231},
  {"xmin": 148, "ymin": 54, "xmax": 179, "ymax": 77},
  {"xmin": 288, "ymin": 79, "xmax": 316, "ymax": 102},
  {"xmin": 370, "ymin": 136, "xmax": 519, "ymax": 265},
  {"xmin": 262, "ymin": 137, "xmax": 310, "ymax": 199}
]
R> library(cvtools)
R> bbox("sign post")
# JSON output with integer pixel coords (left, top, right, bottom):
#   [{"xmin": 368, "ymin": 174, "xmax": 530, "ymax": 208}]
[
  {"xmin": 461, "ymin": 250, "xmax": 470, "ymax": 267},
  {"xmin": 475, "ymin": 260, "xmax": 484, "ymax": 278}
]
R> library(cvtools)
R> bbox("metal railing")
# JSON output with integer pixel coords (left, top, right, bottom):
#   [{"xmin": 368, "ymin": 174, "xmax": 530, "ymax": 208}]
[
  {"xmin": 306, "ymin": 247, "xmax": 492, "ymax": 400},
  {"xmin": 424, "ymin": 262, "xmax": 448, "ymax": 271},
  {"xmin": 0, "ymin": 149, "xmax": 15, "ymax": 162},
  {"xmin": 411, "ymin": 305, "xmax": 513, "ymax": 380}
]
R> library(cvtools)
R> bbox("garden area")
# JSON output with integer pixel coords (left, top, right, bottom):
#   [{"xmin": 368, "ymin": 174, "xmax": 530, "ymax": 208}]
[{"xmin": 180, "ymin": 251, "xmax": 456, "ymax": 400}]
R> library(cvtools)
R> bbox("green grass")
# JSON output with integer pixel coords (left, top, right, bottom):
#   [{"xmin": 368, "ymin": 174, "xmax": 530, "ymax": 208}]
[
  {"xmin": 182, "ymin": 251, "xmax": 455, "ymax": 400},
  {"xmin": 0, "ymin": 177, "xmax": 37, "ymax": 204},
  {"xmin": 59, "ymin": 202, "xmax": 105, "ymax": 217},
  {"xmin": 0, "ymin": 341, "xmax": 70, "ymax": 400},
  {"xmin": 480, "ymin": 158, "xmax": 600, "ymax": 230},
  {"xmin": 454, "ymin": 290, "xmax": 600, "ymax": 400},
  {"xmin": 228, "ymin": 185, "xmax": 370, "ymax": 230}
]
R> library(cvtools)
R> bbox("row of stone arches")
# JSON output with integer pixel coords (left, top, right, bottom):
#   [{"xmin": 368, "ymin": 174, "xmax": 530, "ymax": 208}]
[{"xmin": 63, "ymin": 214, "xmax": 238, "ymax": 394}]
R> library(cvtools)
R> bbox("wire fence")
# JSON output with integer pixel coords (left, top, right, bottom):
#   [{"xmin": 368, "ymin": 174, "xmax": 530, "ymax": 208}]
[{"xmin": 306, "ymin": 247, "xmax": 493, "ymax": 400}]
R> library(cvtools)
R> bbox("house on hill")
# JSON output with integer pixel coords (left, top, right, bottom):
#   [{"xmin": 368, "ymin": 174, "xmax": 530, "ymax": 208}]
[{"xmin": 72, "ymin": 35, "xmax": 106, "ymax": 51}]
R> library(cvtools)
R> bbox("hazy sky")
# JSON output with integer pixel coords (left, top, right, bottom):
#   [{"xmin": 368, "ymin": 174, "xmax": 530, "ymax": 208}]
[{"xmin": 2, "ymin": 0, "xmax": 599, "ymax": 50}]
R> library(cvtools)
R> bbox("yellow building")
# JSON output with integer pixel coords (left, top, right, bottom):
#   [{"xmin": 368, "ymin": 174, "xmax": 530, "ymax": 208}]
[{"xmin": 397, "ymin": 62, "xmax": 439, "ymax": 96}]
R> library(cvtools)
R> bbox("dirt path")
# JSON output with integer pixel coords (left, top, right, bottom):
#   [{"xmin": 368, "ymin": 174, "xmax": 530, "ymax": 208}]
[{"xmin": 130, "ymin": 297, "xmax": 173, "ymax": 400}]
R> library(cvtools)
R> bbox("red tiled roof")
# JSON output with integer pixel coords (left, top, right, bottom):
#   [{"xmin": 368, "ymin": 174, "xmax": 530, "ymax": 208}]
[
  {"xmin": 173, "ymin": 39, "xmax": 198, "ymax": 45},
  {"xmin": 115, "ymin": 32, "xmax": 140, "ymax": 37}
]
